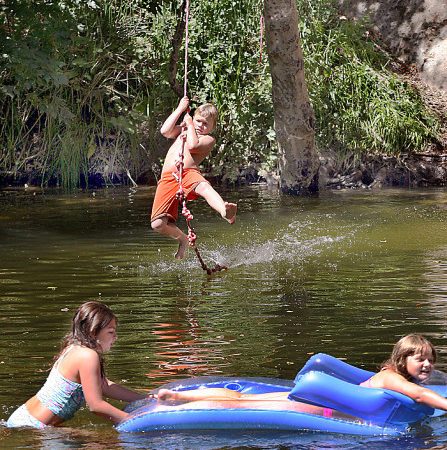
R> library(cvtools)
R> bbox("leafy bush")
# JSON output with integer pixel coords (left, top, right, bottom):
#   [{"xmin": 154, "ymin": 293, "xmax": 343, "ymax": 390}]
[
  {"xmin": 298, "ymin": 0, "xmax": 440, "ymax": 155},
  {"xmin": 0, "ymin": 0, "xmax": 162, "ymax": 187},
  {"xmin": 0, "ymin": 0, "xmax": 442, "ymax": 188}
]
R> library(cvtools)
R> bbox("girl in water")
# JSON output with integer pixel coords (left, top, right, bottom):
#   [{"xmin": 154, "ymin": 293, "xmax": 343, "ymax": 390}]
[
  {"xmin": 156, "ymin": 334, "xmax": 447, "ymax": 415},
  {"xmin": 7, "ymin": 301, "xmax": 147, "ymax": 429},
  {"xmin": 358, "ymin": 334, "xmax": 447, "ymax": 410}
]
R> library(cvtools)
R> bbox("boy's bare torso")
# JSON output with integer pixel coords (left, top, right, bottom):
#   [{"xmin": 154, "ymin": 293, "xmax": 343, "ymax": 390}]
[
  {"xmin": 151, "ymin": 98, "xmax": 237, "ymax": 260},
  {"xmin": 162, "ymin": 132, "xmax": 215, "ymax": 172}
]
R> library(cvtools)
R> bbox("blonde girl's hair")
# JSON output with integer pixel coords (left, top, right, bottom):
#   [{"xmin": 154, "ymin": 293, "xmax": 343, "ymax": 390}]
[
  {"xmin": 382, "ymin": 334, "xmax": 437, "ymax": 380},
  {"xmin": 194, "ymin": 103, "xmax": 218, "ymax": 128},
  {"xmin": 58, "ymin": 301, "xmax": 117, "ymax": 378}
]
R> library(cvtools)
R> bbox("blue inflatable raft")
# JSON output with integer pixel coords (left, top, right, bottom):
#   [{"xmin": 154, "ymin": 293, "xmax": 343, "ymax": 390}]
[{"xmin": 117, "ymin": 353, "xmax": 447, "ymax": 435}]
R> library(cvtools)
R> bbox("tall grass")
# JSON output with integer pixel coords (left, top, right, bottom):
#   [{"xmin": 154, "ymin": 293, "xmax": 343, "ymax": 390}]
[
  {"xmin": 298, "ymin": 0, "xmax": 440, "ymax": 155},
  {"xmin": 0, "ymin": 0, "xmax": 158, "ymax": 188},
  {"xmin": 0, "ymin": 0, "xmax": 442, "ymax": 188}
]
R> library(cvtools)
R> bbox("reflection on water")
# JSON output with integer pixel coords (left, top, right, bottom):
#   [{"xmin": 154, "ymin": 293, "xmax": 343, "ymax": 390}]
[{"xmin": 1, "ymin": 186, "xmax": 447, "ymax": 449}]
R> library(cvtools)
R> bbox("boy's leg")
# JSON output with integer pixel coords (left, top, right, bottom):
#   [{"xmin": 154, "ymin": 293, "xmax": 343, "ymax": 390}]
[
  {"xmin": 194, "ymin": 182, "xmax": 237, "ymax": 224},
  {"xmin": 151, "ymin": 217, "xmax": 189, "ymax": 259}
]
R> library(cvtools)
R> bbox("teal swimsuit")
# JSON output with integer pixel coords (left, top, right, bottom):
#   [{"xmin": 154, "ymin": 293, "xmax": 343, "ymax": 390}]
[
  {"xmin": 7, "ymin": 347, "xmax": 85, "ymax": 428},
  {"xmin": 36, "ymin": 355, "xmax": 85, "ymax": 420}
]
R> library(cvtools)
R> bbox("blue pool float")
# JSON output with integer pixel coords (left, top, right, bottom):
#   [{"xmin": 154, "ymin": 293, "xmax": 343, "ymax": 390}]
[{"xmin": 117, "ymin": 353, "xmax": 447, "ymax": 435}]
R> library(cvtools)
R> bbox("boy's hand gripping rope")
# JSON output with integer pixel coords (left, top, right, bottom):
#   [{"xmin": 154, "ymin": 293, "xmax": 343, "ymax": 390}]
[{"xmin": 175, "ymin": 0, "xmax": 227, "ymax": 275}]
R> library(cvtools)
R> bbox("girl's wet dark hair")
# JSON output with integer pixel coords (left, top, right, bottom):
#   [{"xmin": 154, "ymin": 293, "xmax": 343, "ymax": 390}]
[
  {"xmin": 382, "ymin": 334, "xmax": 436, "ymax": 380},
  {"xmin": 58, "ymin": 301, "xmax": 116, "ymax": 378}
]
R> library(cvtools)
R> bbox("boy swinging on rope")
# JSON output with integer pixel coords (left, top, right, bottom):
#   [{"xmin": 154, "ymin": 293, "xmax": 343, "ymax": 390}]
[{"xmin": 151, "ymin": 96, "xmax": 237, "ymax": 259}]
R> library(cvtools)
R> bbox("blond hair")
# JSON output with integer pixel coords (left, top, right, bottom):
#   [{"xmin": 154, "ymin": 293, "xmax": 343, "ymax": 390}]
[
  {"xmin": 382, "ymin": 334, "xmax": 436, "ymax": 380},
  {"xmin": 194, "ymin": 103, "xmax": 218, "ymax": 128}
]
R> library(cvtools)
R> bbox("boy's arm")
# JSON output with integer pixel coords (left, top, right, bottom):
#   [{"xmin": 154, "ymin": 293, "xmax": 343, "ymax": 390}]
[
  {"xmin": 188, "ymin": 134, "xmax": 216, "ymax": 163},
  {"xmin": 160, "ymin": 96, "xmax": 189, "ymax": 139},
  {"xmin": 183, "ymin": 112, "xmax": 200, "ymax": 149}
]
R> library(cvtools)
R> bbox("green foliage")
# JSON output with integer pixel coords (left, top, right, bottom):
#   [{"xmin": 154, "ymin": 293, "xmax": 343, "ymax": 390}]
[
  {"xmin": 298, "ymin": 0, "xmax": 440, "ymax": 154},
  {"xmin": 185, "ymin": 0, "xmax": 276, "ymax": 175},
  {"xmin": 0, "ymin": 0, "xmax": 442, "ymax": 187},
  {"xmin": 0, "ymin": 0, "xmax": 160, "ymax": 188}
]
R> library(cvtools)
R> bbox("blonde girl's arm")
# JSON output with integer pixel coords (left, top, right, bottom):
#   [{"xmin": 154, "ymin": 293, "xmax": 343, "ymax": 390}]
[
  {"xmin": 382, "ymin": 371, "xmax": 447, "ymax": 411},
  {"xmin": 78, "ymin": 349, "xmax": 129, "ymax": 423},
  {"xmin": 102, "ymin": 378, "xmax": 147, "ymax": 402}
]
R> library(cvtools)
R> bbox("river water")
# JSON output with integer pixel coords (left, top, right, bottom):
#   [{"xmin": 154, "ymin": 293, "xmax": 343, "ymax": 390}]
[{"xmin": 0, "ymin": 185, "xmax": 447, "ymax": 449}]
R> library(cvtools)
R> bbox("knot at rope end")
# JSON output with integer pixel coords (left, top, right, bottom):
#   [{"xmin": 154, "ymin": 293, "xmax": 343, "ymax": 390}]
[
  {"xmin": 187, "ymin": 230, "xmax": 197, "ymax": 246},
  {"xmin": 175, "ymin": 188, "xmax": 184, "ymax": 201},
  {"xmin": 206, "ymin": 264, "xmax": 228, "ymax": 276}
]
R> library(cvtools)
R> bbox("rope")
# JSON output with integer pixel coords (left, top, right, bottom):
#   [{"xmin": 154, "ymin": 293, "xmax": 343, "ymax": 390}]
[
  {"xmin": 175, "ymin": 0, "xmax": 227, "ymax": 275},
  {"xmin": 183, "ymin": 0, "xmax": 189, "ymax": 98},
  {"xmin": 259, "ymin": 15, "xmax": 264, "ymax": 63}
]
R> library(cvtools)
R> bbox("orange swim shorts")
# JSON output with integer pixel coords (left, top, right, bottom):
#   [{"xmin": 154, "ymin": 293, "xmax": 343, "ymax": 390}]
[{"xmin": 150, "ymin": 167, "xmax": 209, "ymax": 223}]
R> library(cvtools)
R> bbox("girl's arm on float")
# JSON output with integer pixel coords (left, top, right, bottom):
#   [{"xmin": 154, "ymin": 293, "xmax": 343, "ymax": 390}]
[
  {"xmin": 383, "ymin": 372, "xmax": 447, "ymax": 410},
  {"xmin": 78, "ymin": 349, "xmax": 129, "ymax": 423},
  {"xmin": 102, "ymin": 378, "xmax": 147, "ymax": 402}
]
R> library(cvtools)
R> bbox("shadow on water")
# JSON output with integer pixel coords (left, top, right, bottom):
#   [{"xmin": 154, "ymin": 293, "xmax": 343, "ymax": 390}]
[{"xmin": 1, "ymin": 186, "xmax": 447, "ymax": 449}]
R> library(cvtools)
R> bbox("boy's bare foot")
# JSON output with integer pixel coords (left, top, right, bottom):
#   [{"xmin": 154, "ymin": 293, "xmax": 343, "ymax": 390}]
[
  {"xmin": 175, "ymin": 236, "xmax": 189, "ymax": 259},
  {"xmin": 223, "ymin": 202, "xmax": 237, "ymax": 224}
]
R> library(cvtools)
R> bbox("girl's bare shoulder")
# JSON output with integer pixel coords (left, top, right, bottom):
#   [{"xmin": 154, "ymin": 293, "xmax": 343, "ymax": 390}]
[
  {"xmin": 377, "ymin": 369, "xmax": 411, "ymax": 390},
  {"xmin": 64, "ymin": 345, "xmax": 100, "ymax": 363},
  {"xmin": 57, "ymin": 346, "xmax": 100, "ymax": 381}
]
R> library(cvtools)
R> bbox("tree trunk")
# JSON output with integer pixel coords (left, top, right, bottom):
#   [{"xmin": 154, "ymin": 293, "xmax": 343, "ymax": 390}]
[
  {"xmin": 264, "ymin": 0, "xmax": 320, "ymax": 194},
  {"xmin": 168, "ymin": 0, "xmax": 188, "ymax": 98}
]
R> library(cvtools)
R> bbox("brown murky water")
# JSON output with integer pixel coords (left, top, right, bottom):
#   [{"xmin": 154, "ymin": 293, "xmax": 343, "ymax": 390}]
[{"xmin": 1, "ymin": 185, "xmax": 447, "ymax": 449}]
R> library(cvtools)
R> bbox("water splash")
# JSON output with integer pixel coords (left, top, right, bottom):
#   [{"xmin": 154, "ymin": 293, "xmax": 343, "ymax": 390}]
[
  {"xmin": 196, "ymin": 235, "xmax": 347, "ymax": 270},
  {"xmin": 135, "ymin": 220, "xmax": 355, "ymax": 275}
]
